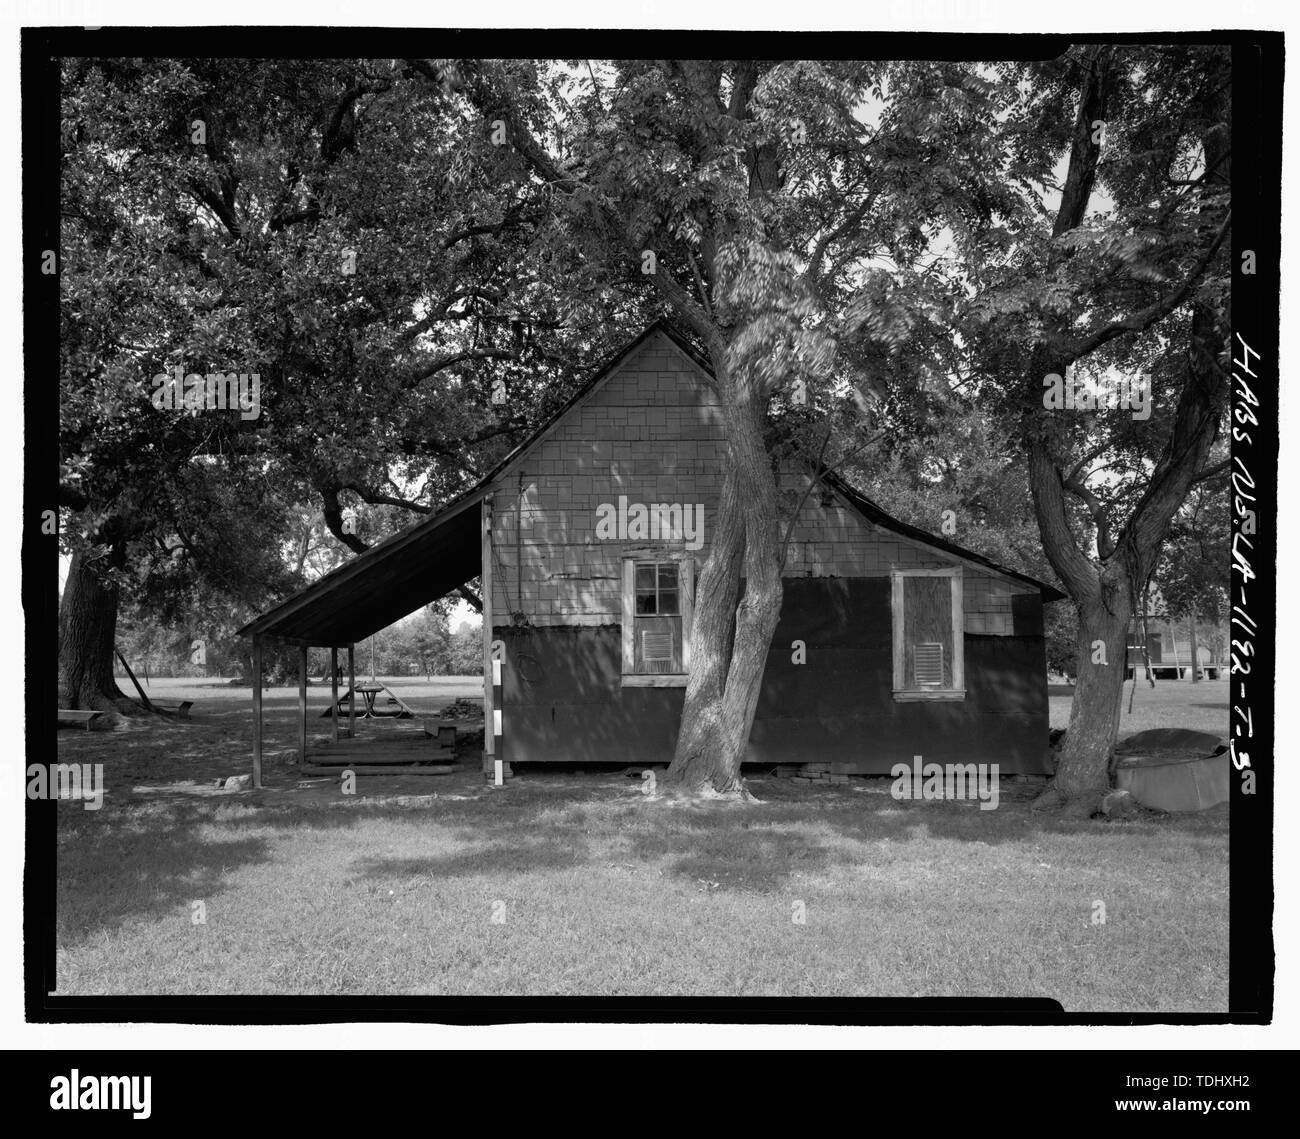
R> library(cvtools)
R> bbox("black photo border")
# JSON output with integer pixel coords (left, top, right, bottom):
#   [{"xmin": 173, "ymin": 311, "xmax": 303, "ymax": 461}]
[{"xmin": 23, "ymin": 24, "xmax": 1281, "ymax": 1028}]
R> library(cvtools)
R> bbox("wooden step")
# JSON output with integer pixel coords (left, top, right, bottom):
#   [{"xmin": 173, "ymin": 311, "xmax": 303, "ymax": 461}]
[
  {"xmin": 300, "ymin": 764, "xmax": 457, "ymax": 777},
  {"xmin": 306, "ymin": 744, "xmax": 454, "ymax": 757},
  {"xmin": 310, "ymin": 738, "xmax": 439, "ymax": 750},
  {"xmin": 305, "ymin": 751, "xmax": 456, "ymax": 766}
]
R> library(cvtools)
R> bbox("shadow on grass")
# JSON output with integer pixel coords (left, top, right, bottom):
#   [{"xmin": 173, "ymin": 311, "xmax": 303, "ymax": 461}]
[
  {"xmin": 56, "ymin": 800, "xmax": 273, "ymax": 949},
  {"xmin": 57, "ymin": 760, "xmax": 1231, "ymax": 947},
  {"xmin": 627, "ymin": 816, "xmax": 835, "ymax": 891},
  {"xmin": 351, "ymin": 836, "xmax": 584, "ymax": 880}
]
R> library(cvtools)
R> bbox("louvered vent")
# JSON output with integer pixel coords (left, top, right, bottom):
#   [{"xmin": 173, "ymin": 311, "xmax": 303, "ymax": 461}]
[
  {"xmin": 914, "ymin": 642, "xmax": 945, "ymax": 686},
  {"xmin": 641, "ymin": 631, "xmax": 674, "ymax": 662}
]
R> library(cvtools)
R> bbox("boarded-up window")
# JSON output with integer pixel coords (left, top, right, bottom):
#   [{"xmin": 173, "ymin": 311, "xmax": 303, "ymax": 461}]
[
  {"xmin": 892, "ymin": 569, "xmax": 964, "ymax": 698},
  {"xmin": 624, "ymin": 559, "xmax": 691, "ymax": 676}
]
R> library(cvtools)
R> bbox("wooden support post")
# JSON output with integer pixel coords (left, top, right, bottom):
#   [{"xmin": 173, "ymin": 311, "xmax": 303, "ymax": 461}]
[
  {"xmin": 347, "ymin": 643, "xmax": 356, "ymax": 738},
  {"xmin": 298, "ymin": 644, "xmax": 308, "ymax": 763},
  {"xmin": 115, "ymin": 647, "xmax": 156, "ymax": 712},
  {"xmin": 330, "ymin": 646, "xmax": 340, "ymax": 743},
  {"xmin": 481, "ymin": 497, "xmax": 495, "ymax": 774},
  {"xmin": 252, "ymin": 637, "xmax": 263, "ymax": 789}
]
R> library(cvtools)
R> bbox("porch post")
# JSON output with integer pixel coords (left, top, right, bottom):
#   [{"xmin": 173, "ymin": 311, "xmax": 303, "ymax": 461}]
[
  {"xmin": 252, "ymin": 636, "xmax": 263, "ymax": 788},
  {"xmin": 347, "ymin": 643, "xmax": 356, "ymax": 737},
  {"xmin": 298, "ymin": 644, "xmax": 308, "ymax": 764},
  {"xmin": 481, "ymin": 497, "xmax": 495, "ymax": 773},
  {"xmin": 330, "ymin": 646, "xmax": 340, "ymax": 742}
]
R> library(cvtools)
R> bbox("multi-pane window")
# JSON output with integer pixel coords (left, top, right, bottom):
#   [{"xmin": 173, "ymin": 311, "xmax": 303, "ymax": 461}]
[
  {"xmin": 623, "ymin": 558, "xmax": 692, "ymax": 681},
  {"xmin": 891, "ymin": 568, "xmax": 965, "ymax": 699},
  {"xmin": 635, "ymin": 562, "xmax": 679, "ymax": 617}
]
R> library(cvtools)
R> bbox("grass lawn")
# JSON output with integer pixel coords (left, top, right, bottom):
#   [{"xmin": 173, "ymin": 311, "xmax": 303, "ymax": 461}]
[
  {"xmin": 51, "ymin": 677, "xmax": 1229, "ymax": 1009},
  {"xmin": 1050, "ymin": 675, "xmax": 1231, "ymax": 736}
]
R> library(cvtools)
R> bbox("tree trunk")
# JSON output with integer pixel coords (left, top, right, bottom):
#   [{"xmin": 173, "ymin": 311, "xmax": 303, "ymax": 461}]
[
  {"xmin": 1017, "ymin": 56, "xmax": 1228, "ymax": 817},
  {"xmin": 1188, "ymin": 610, "xmax": 1201, "ymax": 681},
  {"xmin": 662, "ymin": 360, "xmax": 784, "ymax": 795},
  {"xmin": 57, "ymin": 546, "xmax": 139, "ymax": 712},
  {"xmin": 1048, "ymin": 578, "xmax": 1133, "ymax": 814}
]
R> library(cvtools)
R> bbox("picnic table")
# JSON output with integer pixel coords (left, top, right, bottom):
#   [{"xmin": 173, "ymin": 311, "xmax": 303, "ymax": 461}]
[
  {"xmin": 321, "ymin": 682, "xmax": 415, "ymax": 719},
  {"xmin": 354, "ymin": 683, "xmax": 386, "ymax": 718}
]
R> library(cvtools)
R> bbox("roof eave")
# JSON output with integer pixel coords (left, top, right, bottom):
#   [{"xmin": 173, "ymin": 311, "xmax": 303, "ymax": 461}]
[{"xmin": 818, "ymin": 470, "xmax": 1067, "ymax": 602}]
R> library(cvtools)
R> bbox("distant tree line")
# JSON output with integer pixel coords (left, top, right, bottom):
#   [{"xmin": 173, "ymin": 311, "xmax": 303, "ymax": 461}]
[{"xmin": 114, "ymin": 606, "xmax": 482, "ymax": 682}]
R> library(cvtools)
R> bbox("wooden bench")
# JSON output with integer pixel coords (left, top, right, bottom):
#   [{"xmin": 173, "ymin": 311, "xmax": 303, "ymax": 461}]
[
  {"xmin": 153, "ymin": 700, "xmax": 194, "ymax": 719},
  {"xmin": 1125, "ymin": 665, "xmax": 1185, "ymax": 681},
  {"xmin": 58, "ymin": 709, "xmax": 104, "ymax": 730}
]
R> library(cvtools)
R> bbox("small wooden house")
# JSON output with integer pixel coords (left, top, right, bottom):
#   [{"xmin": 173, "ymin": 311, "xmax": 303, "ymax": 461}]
[{"xmin": 241, "ymin": 323, "xmax": 1064, "ymax": 780}]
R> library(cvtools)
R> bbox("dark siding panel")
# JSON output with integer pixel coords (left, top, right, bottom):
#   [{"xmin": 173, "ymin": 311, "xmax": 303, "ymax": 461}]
[
  {"xmin": 496, "ymin": 577, "xmax": 1052, "ymax": 773},
  {"xmin": 504, "ymin": 700, "xmax": 682, "ymax": 766},
  {"xmin": 494, "ymin": 625, "xmax": 683, "ymax": 764},
  {"xmin": 747, "ymin": 710, "xmax": 1049, "ymax": 771},
  {"xmin": 497, "ymin": 624, "xmax": 621, "ymax": 706},
  {"xmin": 965, "ymin": 634, "xmax": 1048, "ymax": 715},
  {"xmin": 1012, "ymin": 592, "xmax": 1044, "ymax": 637}
]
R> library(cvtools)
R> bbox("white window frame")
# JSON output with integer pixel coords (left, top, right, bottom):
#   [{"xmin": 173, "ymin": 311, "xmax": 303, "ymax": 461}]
[
  {"xmin": 891, "ymin": 566, "xmax": 965, "ymax": 701},
  {"xmin": 621, "ymin": 554, "xmax": 693, "ymax": 687}
]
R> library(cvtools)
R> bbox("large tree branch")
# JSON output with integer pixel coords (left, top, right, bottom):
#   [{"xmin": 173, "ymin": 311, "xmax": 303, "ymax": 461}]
[
  {"xmin": 1193, "ymin": 457, "xmax": 1230, "ymax": 484},
  {"xmin": 805, "ymin": 188, "xmax": 878, "ymax": 296},
  {"xmin": 441, "ymin": 197, "xmax": 532, "ymax": 249},
  {"xmin": 399, "ymin": 347, "xmax": 516, "ymax": 386},
  {"xmin": 1063, "ymin": 473, "xmax": 1116, "ymax": 560},
  {"xmin": 1065, "ymin": 441, "xmax": 1113, "ymax": 487},
  {"xmin": 1026, "ymin": 434, "xmax": 1102, "ymax": 604},
  {"xmin": 397, "ymin": 288, "xmax": 508, "ymax": 346},
  {"xmin": 319, "ymin": 484, "xmax": 367, "ymax": 553},
  {"xmin": 322, "ymin": 80, "xmax": 390, "ymax": 161},
  {"xmin": 1053, "ymin": 46, "xmax": 1114, "ymax": 239},
  {"xmin": 1060, "ymin": 211, "xmax": 1231, "ymax": 362},
  {"xmin": 340, "ymin": 484, "xmax": 433, "ymax": 514},
  {"xmin": 686, "ymin": 247, "xmax": 714, "ymax": 316},
  {"xmin": 1111, "ymin": 107, "xmax": 1232, "ymax": 584},
  {"xmin": 187, "ymin": 177, "xmax": 241, "ymax": 238},
  {"xmin": 436, "ymin": 58, "xmax": 722, "ymax": 353}
]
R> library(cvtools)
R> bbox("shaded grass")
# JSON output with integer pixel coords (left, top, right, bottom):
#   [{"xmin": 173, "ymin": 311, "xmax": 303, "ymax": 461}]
[
  {"xmin": 54, "ymin": 771, "xmax": 1228, "ymax": 1009},
  {"xmin": 52, "ymin": 677, "xmax": 1229, "ymax": 1008}
]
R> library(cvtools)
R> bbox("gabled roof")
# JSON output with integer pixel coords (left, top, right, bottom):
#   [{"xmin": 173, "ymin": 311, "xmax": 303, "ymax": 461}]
[
  {"xmin": 473, "ymin": 318, "xmax": 711, "ymax": 490},
  {"xmin": 820, "ymin": 470, "xmax": 1066, "ymax": 602},
  {"xmin": 240, "ymin": 319, "xmax": 1063, "ymax": 643},
  {"xmin": 236, "ymin": 485, "xmax": 486, "ymax": 644},
  {"xmin": 236, "ymin": 323, "xmax": 695, "ymax": 645}
]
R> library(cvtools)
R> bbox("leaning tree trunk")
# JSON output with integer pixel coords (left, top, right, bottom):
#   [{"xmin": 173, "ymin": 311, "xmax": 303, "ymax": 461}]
[
  {"xmin": 662, "ymin": 361, "xmax": 785, "ymax": 795},
  {"xmin": 1049, "ymin": 576, "xmax": 1133, "ymax": 812},
  {"xmin": 57, "ymin": 545, "xmax": 138, "ymax": 712}
]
